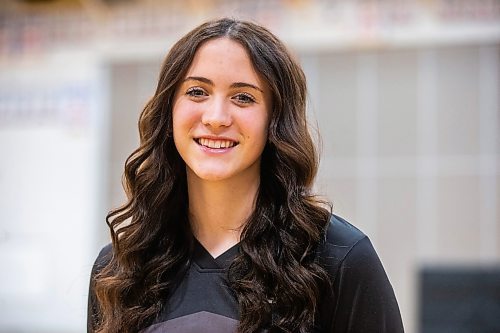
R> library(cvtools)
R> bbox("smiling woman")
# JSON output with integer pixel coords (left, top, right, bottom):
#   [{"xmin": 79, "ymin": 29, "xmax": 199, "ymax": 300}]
[{"xmin": 88, "ymin": 18, "xmax": 404, "ymax": 333}]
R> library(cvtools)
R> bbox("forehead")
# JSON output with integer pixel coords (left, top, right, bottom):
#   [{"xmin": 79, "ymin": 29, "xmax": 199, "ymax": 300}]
[{"xmin": 184, "ymin": 37, "xmax": 266, "ymax": 86}]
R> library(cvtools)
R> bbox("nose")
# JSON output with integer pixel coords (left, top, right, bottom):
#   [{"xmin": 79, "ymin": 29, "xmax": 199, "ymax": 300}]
[{"xmin": 201, "ymin": 97, "xmax": 232, "ymax": 129}]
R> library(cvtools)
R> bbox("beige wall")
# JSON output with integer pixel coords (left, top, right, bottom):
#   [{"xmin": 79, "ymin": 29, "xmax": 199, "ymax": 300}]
[{"xmin": 303, "ymin": 44, "xmax": 499, "ymax": 332}]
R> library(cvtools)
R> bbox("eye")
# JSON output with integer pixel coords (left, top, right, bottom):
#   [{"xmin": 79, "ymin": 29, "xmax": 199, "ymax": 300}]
[
  {"xmin": 232, "ymin": 92, "xmax": 256, "ymax": 104},
  {"xmin": 186, "ymin": 87, "xmax": 207, "ymax": 98}
]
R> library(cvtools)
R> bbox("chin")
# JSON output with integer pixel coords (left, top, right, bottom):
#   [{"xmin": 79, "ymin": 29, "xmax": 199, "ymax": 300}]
[{"xmin": 188, "ymin": 168, "xmax": 233, "ymax": 182}]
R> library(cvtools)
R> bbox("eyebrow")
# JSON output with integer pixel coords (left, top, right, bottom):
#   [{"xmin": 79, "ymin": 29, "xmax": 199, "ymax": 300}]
[{"xmin": 183, "ymin": 76, "xmax": 264, "ymax": 93}]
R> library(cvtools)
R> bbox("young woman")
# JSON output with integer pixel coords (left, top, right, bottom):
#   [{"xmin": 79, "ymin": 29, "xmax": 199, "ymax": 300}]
[{"xmin": 88, "ymin": 18, "xmax": 404, "ymax": 333}]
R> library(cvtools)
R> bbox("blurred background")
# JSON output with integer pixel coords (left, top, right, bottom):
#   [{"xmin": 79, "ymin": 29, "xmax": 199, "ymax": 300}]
[{"xmin": 0, "ymin": 0, "xmax": 499, "ymax": 332}]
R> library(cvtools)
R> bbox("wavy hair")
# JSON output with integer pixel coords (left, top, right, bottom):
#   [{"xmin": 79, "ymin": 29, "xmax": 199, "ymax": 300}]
[{"xmin": 92, "ymin": 18, "xmax": 331, "ymax": 333}]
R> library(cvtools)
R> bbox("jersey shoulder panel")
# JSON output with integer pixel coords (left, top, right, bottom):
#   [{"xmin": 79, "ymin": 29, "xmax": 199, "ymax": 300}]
[
  {"xmin": 318, "ymin": 214, "xmax": 368, "ymax": 280},
  {"xmin": 94, "ymin": 243, "xmax": 113, "ymax": 270}
]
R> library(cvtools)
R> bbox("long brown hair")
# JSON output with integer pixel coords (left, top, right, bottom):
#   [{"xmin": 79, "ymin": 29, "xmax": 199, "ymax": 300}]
[{"xmin": 92, "ymin": 18, "xmax": 331, "ymax": 333}]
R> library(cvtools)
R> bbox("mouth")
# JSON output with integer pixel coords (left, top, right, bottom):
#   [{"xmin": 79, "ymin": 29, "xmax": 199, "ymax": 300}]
[{"xmin": 194, "ymin": 137, "xmax": 239, "ymax": 149}]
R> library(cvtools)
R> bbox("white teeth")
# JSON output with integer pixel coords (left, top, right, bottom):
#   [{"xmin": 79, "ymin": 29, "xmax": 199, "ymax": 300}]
[{"xmin": 197, "ymin": 138, "xmax": 236, "ymax": 149}]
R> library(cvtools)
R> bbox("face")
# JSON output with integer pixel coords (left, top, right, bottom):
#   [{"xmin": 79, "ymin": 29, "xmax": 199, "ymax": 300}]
[{"xmin": 172, "ymin": 38, "xmax": 272, "ymax": 183}]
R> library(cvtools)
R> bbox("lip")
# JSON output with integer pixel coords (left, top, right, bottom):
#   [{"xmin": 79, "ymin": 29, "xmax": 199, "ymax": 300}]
[{"xmin": 194, "ymin": 135, "xmax": 238, "ymax": 142}]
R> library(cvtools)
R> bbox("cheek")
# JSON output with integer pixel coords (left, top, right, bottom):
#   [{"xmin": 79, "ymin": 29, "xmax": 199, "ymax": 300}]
[
  {"xmin": 244, "ymin": 115, "xmax": 269, "ymax": 145},
  {"xmin": 172, "ymin": 106, "xmax": 191, "ymax": 152},
  {"xmin": 172, "ymin": 102, "xmax": 198, "ymax": 137}
]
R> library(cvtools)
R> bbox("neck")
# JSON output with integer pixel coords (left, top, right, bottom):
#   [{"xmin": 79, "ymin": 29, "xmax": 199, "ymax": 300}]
[{"xmin": 187, "ymin": 170, "xmax": 260, "ymax": 258}]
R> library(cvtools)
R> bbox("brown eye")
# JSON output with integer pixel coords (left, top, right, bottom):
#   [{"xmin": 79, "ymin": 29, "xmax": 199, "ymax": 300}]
[
  {"xmin": 233, "ymin": 93, "xmax": 255, "ymax": 104},
  {"xmin": 186, "ymin": 87, "xmax": 207, "ymax": 97}
]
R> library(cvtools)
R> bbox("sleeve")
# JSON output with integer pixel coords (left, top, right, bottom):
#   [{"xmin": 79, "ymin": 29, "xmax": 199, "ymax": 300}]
[
  {"xmin": 326, "ymin": 237, "xmax": 404, "ymax": 333},
  {"xmin": 87, "ymin": 244, "xmax": 112, "ymax": 333}
]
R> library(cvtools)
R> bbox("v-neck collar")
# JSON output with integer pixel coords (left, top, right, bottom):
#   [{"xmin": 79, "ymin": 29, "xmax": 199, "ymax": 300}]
[{"xmin": 192, "ymin": 238, "xmax": 240, "ymax": 270}]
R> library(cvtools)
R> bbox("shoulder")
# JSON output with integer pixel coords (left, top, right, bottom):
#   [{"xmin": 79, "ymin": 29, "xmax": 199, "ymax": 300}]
[
  {"xmin": 318, "ymin": 214, "xmax": 391, "ymax": 288},
  {"xmin": 91, "ymin": 243, "xmax": 113, "ymax": 276},
  {"xmin": 96, "ymin": 243, "xmax": 113, "ymax": 263},
  {"xmin": 317, "ymin": 214, "xmax": 369, "ymax": 278},
  {"xmin": 316, "ymin": 215, "xmax": 405, "ymax": 331},
  {"xmin": 323, "ymin": 214, "xmax": 366, "ymax": 248}
]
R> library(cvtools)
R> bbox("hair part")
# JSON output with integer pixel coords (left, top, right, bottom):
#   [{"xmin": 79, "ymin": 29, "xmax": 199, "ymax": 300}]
[{"xmin": 92, "ymin": 17, "xmax": 331, "ymax": 333}]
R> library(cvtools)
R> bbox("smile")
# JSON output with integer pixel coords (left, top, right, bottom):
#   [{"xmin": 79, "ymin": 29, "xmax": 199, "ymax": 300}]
[{"xmin": 195, "ymin": 138, "xmax": 239, "ymax": 149}]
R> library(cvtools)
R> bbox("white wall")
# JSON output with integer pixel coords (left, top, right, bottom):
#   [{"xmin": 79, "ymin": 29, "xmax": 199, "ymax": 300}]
[{"xmin": 0, "ymin": 52, "xmax": 107, "ymax": 332}]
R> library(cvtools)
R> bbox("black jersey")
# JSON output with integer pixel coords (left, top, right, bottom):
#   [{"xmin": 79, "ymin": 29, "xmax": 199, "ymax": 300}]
[{"xmin": 88, "ymin": 215, "xmax": 404, "ymax": 332}]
